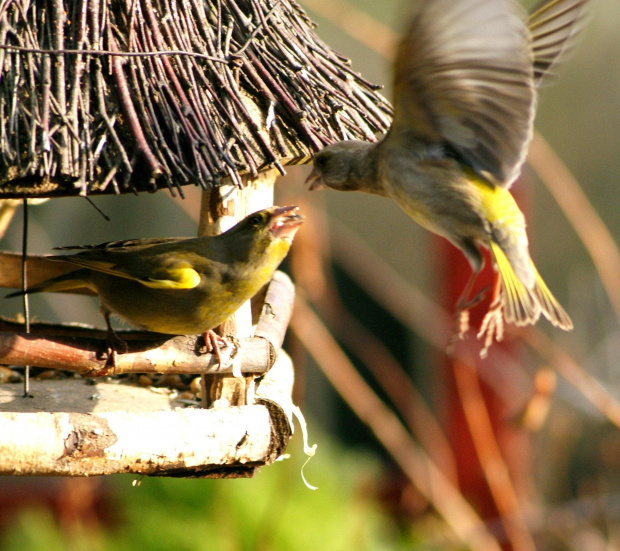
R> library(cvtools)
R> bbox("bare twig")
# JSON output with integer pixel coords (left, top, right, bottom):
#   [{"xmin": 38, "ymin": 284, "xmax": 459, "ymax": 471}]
[
  {"xmin": 108, "ymin": 31, "xmax": 163, "ymax": 185},
  {"xmin": 522, "ymin": 327, "xmax": 620, "ymax": 428},
  {"xmin": 0, "ymin": 43, "xmax": 230, "ymax": 61},
  {"xmin": 0, "ymin": 330, "xmax": 274, "ymax": 377}
]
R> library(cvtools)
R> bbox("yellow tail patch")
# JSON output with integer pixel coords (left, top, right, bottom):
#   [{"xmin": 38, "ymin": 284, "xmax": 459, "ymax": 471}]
[
  {"xmin": 489, "ymin": 242, "xmax": 572, "ymax": 329},
  {"xmin": 531, "ymin": 265, "xmax": 573, "ymax": 330}
]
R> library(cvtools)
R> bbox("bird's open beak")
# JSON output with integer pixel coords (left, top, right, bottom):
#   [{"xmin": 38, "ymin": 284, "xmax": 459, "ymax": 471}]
[
  {"xmin": 269, "ymin": 206, "xmax": 304, "ymax": 239},
  {"xmin": 305, "ymin": 167, "xmax": 325, "ymax": 191}
]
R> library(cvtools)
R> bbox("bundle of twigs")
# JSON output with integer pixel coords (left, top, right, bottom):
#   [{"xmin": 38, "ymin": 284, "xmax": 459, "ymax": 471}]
[{"xmin": 0, "ymin": 0, "xmax": 392, "ymax": 197}]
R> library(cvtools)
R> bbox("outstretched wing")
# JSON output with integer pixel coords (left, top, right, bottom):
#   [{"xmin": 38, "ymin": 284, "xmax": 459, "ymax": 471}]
[
  {"xmin": 391, "ymin": 0, "xmax": 534, "ymax": 186},
  {"xmin": 529, "ymin": 0, "xmax": 589, "ymax": 84}
]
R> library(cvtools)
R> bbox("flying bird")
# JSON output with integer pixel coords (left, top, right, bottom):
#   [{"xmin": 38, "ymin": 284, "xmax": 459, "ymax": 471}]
[{"xmin": 307, "ymin": 0, "xmax": 586, "ymax": 353}]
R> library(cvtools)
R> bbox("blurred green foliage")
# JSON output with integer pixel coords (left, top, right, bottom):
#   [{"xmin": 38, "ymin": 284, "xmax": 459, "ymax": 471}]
[{"xmin": 0, "ymin": 429, "xmax": 435, "ymax": 551}]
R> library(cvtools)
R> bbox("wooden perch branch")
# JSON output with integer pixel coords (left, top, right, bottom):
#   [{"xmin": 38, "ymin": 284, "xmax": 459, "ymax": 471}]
[
  {"xmin": 0, "ymin": 348, "xmax": 295, "ymax": 477},
  {"xmin": 0, "ymin": 251, "xmax": 86, "ymax": 291},
  {"xmin": 0, "ymin": 331, "xmax": 275, "ymax": 377},
  {"xmin": 254, "ymin": 269, "xmax": 295, "ymax": 349},
  {"xmin": 0, "ymin": 270, "xmax": 294, "ymax": 377}
]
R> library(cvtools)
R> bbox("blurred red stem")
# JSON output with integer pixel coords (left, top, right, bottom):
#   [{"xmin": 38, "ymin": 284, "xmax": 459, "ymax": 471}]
[{"xmin": 454, "ymin": 358, "xmax": 536, "ymax": 551}]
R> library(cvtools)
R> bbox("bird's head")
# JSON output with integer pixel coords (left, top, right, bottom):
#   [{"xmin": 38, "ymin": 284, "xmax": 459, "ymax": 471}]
[
  {"xmin": 306, "ymin": 140, "xmax": 376, "ymax": 192},
  {"xmin": 229, "ymin": 205, "xmax": 303, "ymax": 245},
  {"xmin": 240, "ymin": 205, "xmax": 303, "ymax": 238},
  {"xmin": 221, "ymin": 206, "xmax": 304, "ymax": 266}
]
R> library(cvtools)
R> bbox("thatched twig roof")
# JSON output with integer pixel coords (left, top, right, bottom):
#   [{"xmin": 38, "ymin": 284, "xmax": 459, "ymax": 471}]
[{"xmin": 0, "ymin": 0, "xmax": 392, "ymax": 198}]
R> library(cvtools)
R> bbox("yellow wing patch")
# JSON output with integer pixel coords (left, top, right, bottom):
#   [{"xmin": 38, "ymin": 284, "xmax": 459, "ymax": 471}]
[
  {"xmin": 469, "ymin": 172, "xmax": 525, "ymax": 228},
  {"xmin": 59, "ymin": 255, "xmax": 202, "ymax": 290},
  {"xmin": 141, "ymin": 267, "xmax": 202, "ymax": 290}
]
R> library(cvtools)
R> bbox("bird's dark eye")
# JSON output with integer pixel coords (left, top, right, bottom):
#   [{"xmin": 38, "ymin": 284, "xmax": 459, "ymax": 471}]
[
  {"xmin": 315, "ymin": 155, "xmax": 328, "ymax": 170},
  {"xmin": 249, "ymin": 214, "xmax": 263, "ymax": 226}
]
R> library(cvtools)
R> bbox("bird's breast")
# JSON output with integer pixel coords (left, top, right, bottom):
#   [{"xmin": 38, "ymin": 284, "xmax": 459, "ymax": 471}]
[
  {"xmin": 378, "ymin": 152, "xmax": 490, "ymax": 243},
  {"xmin": 90, "ymin": 273, "xmax": 236, "ymax": 334}
]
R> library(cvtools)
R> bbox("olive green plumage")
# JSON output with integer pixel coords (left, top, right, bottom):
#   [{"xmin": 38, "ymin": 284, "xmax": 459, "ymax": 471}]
[{"xmin": 7, "ymin": 206, "xmax": 303, "ymax": 335}]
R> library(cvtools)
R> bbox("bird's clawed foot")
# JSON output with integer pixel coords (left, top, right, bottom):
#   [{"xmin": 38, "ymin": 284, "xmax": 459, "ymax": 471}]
[
  {"xmin": 201, "ymin": 330, "xmax": 236, "ymax": 368},
  {"xmin": 447, "ymin": 286, "xmax": 505, "ymax": 358},
  {"xmin": 102, "ymin": 329, "xmax": 128, "ymax": 370},
  {"xmin": 452, "ymin": 286, "xmax": 488, "ymax": 342},
  {"xmin": 99, "ymin": 312, "xmax": 128, "ymax": 370},
  {"xmin": 477, "ymin": 298, "xmax": 504, "ymax": 358}
]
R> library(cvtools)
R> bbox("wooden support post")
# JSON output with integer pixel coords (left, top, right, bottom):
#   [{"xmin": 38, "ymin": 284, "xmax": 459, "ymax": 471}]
[{"xmin": 198, "ymin": 170, "xmax": 277, "ymax": 408}]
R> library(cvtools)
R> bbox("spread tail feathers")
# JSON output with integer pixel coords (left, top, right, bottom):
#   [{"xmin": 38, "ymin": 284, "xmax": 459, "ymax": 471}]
[
  {"xmin": 531, "ymin": 264, "xmax": 574, "ymax": 329},
  {"xmin": 5, "ymin": 269, "xmax": 94, "ymax": 298},
  {"xmin": 489, "ymin": 242, "xmax": 573, "ymax": 330}
]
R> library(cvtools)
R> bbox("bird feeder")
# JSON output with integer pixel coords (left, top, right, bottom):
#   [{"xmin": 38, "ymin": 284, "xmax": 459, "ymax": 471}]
[{"xmin": 0, "ymin": 0, "xmax": 391, "ymax": 477}]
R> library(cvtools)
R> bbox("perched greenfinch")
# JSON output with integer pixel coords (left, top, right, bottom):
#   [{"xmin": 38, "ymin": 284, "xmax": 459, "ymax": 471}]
[
  {"xmin": 7, "ymin": 206, "xmax": 303, "ymax": 361},
  {"xmin": 307, "ymin": 0, "xmax": 585, "ymax": 349}
]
